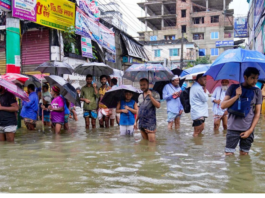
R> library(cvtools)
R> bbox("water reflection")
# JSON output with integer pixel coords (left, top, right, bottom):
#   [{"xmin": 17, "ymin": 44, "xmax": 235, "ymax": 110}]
[{"xmin": 0, "ymin": 101, "xmax": 265, "ymax": 193}]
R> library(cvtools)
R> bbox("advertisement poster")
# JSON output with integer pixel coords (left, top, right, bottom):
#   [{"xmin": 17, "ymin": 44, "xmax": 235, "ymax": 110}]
[
  {"xmin": 36, "ymin": 0, "xmax": 75, "ymax": 31},
  {"xmin": 79, "ymin": 0, "xmax": 99, "ymax": 21},
  {"xmin": 255, "ymin": 31, "xmax": 263, "ymax": 53},
  {"xmin": 263, "ymin": 25, "xmax": 265, "ymax": 53},
  {"xmin": 99, "ymin": 23, "xmax": 116, "ymax": 54},
  {"xmin": 12, "ymin": 0, "xmax": 75, "ymax": 31},
  {"xmin": 234, "ymin": 17, "xmax": 248, "ymax": 38},
  {"xmin": 254, "ymin": 0, "xmax": 264, "ymax": 28},
  {"xmin": 81, "ymin": 37, "xmax": 93, "ymax": 58},
  {"xmin": 12, "ymin": 0, "xmax": 37, "ymax": 21},
  {"xmin": 75, "ymin": 7, "xmax": 100, "ymax": 42},
  {"xmin": 0, "ymin": 0, "xmax": 11, "ymax": 11}
]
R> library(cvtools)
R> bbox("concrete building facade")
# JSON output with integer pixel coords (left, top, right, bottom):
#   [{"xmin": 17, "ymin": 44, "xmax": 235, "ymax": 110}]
[{"xmin": 137, "ymin": 0, "xmax": 235, "ymax": 64}]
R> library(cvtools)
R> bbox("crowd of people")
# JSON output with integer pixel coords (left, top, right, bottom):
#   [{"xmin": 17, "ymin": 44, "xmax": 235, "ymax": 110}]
[{"xmin": 0, "ymin": 67, "xmax": 262, "ymax": 156}]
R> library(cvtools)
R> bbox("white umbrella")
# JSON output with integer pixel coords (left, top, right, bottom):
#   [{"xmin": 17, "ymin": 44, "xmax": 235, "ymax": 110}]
[{"xmin": 74, "ymin": 62, "xmax": 114, "ymax": 77}]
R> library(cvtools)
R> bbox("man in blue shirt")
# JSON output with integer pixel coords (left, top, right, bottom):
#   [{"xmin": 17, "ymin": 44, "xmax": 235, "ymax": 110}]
[
  {"xmin": 190, "ymin": 74, "xmax": 208, "ymax": 137},
  {"xmin": 163, "ymin": 75, "xmax": 183, "ymax": 129},
  {"xmin": 21, "ymin": 84, "xmax": 39, "ymax": 130}
]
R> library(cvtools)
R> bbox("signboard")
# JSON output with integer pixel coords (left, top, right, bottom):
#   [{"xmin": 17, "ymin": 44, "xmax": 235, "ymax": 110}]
[
  {"xmin": 216, "ymin": 40, "xmax": 234, "ymax": 47},
  {"xmin": 12, "ymin": 0, "xmax": 37, "ymax": 21},
  {"xmin": 36, "ymin": 0, "xmax": 75, "ymax": 31},
  {"xmin": 254, "ymin": 0, "xmax": 264, "ymax": 28},
  {"xmin": 12, "ymin": 0, "xmax": 75, "ymax": 31},
  {"xmin": 150, "ymin": 36, "xmax": 157, "ymax": 41},
  {"xmin": 75, "ymin": 7, "xmax": 100, "ymax": 42},
  {"xmin": 99, "ymin": 23, "xmax": 116, "ymax": 54},
  {"xmin": 79, "ymin": 0, "xmax": 99, "ymax": 21},
  {"xmin": 234, "ymin": 17, "xmax": 248, "ymax": 38},
  {"xmin": 263, "ymin": 25, "xmax": 265, "ymax": 53},
  {"xmin": 0, "ymin": 0, "xmax": 11, "ymax": 11},
  {"xmin": 81, "ymin": 37, "xmax": 93, "ymax": 58}
]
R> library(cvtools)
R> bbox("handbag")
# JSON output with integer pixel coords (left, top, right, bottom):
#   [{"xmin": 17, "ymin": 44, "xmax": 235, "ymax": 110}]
[{"xmin": 228, "ymin": 84, "xmax": 257, "ymax": 117}]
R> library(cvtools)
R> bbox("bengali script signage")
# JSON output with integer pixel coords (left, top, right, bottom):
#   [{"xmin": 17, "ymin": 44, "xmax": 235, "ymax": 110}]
[
  {"xmin": 99, "ymin": 23, "xmax": 116, "ymax": 54},
  {"xmin": 0, "ymin": 0, "xmax": 11, "ymax": 11},
  {"xmin": 216, "ymin": 40, "xmax": 234, "ymax": 47},
  {"xmin": 81, "ymin": 37, "xmax": 93, "ymax": 58},
  {"xmin": 234, "ymin": 17, "xmax": 248, "ymax": 38},
  {"xmin": 12, "ymin": 0, "xmax": 75, "ymax": 31}
]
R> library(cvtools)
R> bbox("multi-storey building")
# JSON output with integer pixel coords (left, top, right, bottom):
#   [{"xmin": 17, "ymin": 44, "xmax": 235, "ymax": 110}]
[{"xmin": 137, "ymin": 0, "xmax": 235, "ymax": 66}]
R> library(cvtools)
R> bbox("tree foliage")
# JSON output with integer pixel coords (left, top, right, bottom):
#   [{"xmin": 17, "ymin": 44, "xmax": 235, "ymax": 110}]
[{"xmin": 194, "ymin": 55, "xmax": 212, "ymax": 65}]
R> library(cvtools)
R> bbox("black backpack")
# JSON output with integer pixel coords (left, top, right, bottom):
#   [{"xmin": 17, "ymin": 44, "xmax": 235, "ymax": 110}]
[{"xmin": 180, "ymin": 87, "xmax": 191, "ymax": 113}]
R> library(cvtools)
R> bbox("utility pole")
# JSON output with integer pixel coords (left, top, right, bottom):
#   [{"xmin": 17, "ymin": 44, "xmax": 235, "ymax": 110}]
[{"xmin": 180, "ymin": 32, "xmax": 184, "ymax": 70}]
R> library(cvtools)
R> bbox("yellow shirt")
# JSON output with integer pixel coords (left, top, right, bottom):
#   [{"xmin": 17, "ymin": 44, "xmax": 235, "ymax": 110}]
[{"xmin": 98, "ymin": 86, "xmax": 109, "ymax": 109}]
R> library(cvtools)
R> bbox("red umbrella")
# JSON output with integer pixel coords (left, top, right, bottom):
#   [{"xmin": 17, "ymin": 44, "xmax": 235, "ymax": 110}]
[
  {"xmin": 1, "ymin": 73, "xmax": 29, "ymax": 84},
  {"xmin": 206, "ymin": 76, "xmax": 238, "ymax": 94},
  {"xmin": 0, "ymin": 78, "xmax": 29, "ymax": 101}
]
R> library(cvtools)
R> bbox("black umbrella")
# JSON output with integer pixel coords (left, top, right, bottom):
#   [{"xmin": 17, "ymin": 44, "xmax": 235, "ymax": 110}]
[
  {"xmin": 44, "ymin": 75, "xmax": 81, "ymax": 107},
  {"xmin": 153, "ymin": 68, "xmax": 185, "ymax": 99},
  {"xmin": 101, "ymin": 85, "xmax": 141, "ymax": 108},
  {"xmin": 24, "ymin": 74, "xmax": 41, "ymax": 88}
]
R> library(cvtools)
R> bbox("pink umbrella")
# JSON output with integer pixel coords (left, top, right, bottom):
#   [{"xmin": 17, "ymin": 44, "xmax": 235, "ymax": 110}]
[
  {"xmin": 1, "ymin": 73, "xmax": 29, "ymax": 84},
  {"xmin": 33, "ymin": 74, "xmax": 48, "ymax": 81},
  {"xmin": 0, "ymin": 78, "xmax": 29, "ymax": 101},
  {"xmin": 206, "ymin": 76, "xmax": 239, "ymax": 94}
]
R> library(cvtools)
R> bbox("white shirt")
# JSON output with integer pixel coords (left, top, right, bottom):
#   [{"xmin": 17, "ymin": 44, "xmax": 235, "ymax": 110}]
[
  {"xmin": 211, "ymin": 86, "xmax": 227, "ymax": 116},
  {"xmin": 190, "ymin": 82, "xmax": 209, "ymax": 120}
]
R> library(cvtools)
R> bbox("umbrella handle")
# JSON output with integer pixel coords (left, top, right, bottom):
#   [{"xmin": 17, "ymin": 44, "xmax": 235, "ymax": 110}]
[{"xmin": 238, "ymin": 85, "xmax": 241, "ymax": 110}]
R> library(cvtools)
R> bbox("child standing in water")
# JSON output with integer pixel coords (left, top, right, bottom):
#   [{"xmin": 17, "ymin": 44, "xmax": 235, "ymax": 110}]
[{"xmin": 116, "ymin": 91, "xmax": 138, "ymax": 136}]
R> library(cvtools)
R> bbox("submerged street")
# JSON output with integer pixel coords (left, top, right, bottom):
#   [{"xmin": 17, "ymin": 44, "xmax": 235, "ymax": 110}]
[{"xmin": 1, "ymin": 101, "xmax": 265, "ymax": 193}]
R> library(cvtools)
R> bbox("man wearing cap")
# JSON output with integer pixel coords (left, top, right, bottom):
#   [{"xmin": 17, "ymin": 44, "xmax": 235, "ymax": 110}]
[
  {"xmin": 190, "ymin": 74, "xmax": 208, "ymax": 137},
  {"xmin": 163, "ymin": 75, "xmax": 183, "ymax": 129}
]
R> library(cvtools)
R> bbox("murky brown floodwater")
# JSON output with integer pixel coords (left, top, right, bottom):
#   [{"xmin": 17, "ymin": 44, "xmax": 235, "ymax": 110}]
[{"xmin": 1, "ymin": 101, "xmax": 265, "ymax": 193}]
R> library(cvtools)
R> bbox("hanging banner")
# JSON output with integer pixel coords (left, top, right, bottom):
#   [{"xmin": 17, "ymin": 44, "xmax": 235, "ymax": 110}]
[
  {"xmin": 99, "ymin": 23, "xmax": 116, "ymax": 54},
  {"xmin": 216, "ymin": 40, "xmax": 234, "ymax": 47},
  {"xmin": 81, "ymin": 37, "xmax": 93, "ymax": 58},
  {"xmin": 12, "ymin": 0, "xmax": 37, "ymax": 21},
  {"xmin": 36, "ymin": 0, "xmax": 75, "ymax": 31},
  {"xmin": 255, "ymin": 31, "xmax": 263, "ymax": 53},
  {"xmin": 75, "ymin": 7, "xmax": 100, "ymax": 42},
  {"xmin": 0, "ymin": 0, "xmax": 11, "ymax": 11},
  {"xmin": 12, "ymin": 0, "xmax": 75, "ymax": 31},
  {"xmin": 234, "ymin": 17, "xmax": 248, "ymax": 38},
  {"xmin": 254, "ymin": 0, "xmax": 264, "ymax": 28},
  {"xmin": 79, "ymin": 0, "xmax": 99, "ymax": 21}
]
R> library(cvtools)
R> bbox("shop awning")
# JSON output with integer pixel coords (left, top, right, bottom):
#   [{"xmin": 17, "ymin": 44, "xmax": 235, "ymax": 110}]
[{"xmin": 121, "ymin": 33, "xmax": 149, "ymax": 61}]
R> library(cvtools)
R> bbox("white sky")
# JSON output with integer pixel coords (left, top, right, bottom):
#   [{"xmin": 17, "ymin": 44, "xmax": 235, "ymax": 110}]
[{"xmin": 101, "ymin": 0, "xmax": 250, "ymax": 38}]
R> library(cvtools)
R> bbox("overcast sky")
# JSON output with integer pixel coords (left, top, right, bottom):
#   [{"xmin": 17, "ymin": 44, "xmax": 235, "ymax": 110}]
[{"xmin": 101, "ymin": 0, "xmax": 250, "ymax": 37}]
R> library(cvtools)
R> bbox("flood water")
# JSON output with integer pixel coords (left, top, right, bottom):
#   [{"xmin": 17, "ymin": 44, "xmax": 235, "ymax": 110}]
[{"xmin": 1, "ymin": 101, "xmax": 265, "ymax": 193}]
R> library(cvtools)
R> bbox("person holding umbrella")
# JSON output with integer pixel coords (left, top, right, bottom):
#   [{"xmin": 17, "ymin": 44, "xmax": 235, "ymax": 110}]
[
  {"xmin": 116, "ymin": 90, "xmax": 138, "ymax": 136},
  {"xmin": 80, "ymin": 74, "xmax": 99, "ymax": 129},
  {"xmin": 0, "ymin": 85, "xmax": 19, "ymax": 142},
  {"xmin": 110, "ymin": 78, "xmax": 120, "ymax": 126},
  {"xmin": 43, "ymin": 86, "xmax": 65, "ymax": 134},
  {"xmin": 211, "ymin": 79, "xmax": 230, "ymax": 131},
  {"xmin": 221, "ymin": 67, "xmax": 262, "ymax": 156},
  {"xmin": 163, "ymin": 75, "xmax": 183, "ymax": 129},
  {"xmin": 134, "ymin": 78, "xmax": 161, "ymax": 142}
]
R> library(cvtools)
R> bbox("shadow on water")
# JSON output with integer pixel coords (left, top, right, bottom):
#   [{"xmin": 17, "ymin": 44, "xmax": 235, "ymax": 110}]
[{"xmin": 1, "ymin": 101, "xmax": 265, "ymax": 192}]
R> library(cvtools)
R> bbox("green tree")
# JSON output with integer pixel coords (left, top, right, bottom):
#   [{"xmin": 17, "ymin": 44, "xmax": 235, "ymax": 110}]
[{"xmin": 194, "ymin": 55, "xmax": 212, "ymax": 65}]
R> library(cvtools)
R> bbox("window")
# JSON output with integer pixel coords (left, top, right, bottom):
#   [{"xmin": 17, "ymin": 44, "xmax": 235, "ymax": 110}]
[
  {"xmin": 154, "ymin": 49, "xmax": 161, "ymax": 57},
  {"xmin": 164, "ymin": 35, "xmax": 175, "ymax": 40},
  {"xmin": 199, "ymin": 49, "xmax": 206, "ymax": 56},
  {"xmin": 150, "ymin": 36, "xmax": 157, "ymax": 41},
  {"xmin": 193, "ymin": 17, "xmax": 204, "ymax": 24},
  {"xmin": 181, "ymin": 25, "xmax": 186, "ymax": 33},
  {"xmin": 193, "ymin": 33, "xmax": 204, "ymax": 40},
  {"xmin": 224, "ymin": 32, "xmax": 232, "ymax": 38},
  {"xmin": 169, "ymin": 49, "xmax": 179, "ymax": 57},
  {"xmin": 211, "ymin": 48, "xmax": 219, "ymax": 56},
  {"xmin": 181, "ymin": 10, "xmax": 186, "ymax": 18},
  {"xmin": 211, "ymin": 16, "xmax": 219, "ymax": 23},
  {"xmin": 211, "ymin": 32, "xmax": 219, "ymax": 39}
]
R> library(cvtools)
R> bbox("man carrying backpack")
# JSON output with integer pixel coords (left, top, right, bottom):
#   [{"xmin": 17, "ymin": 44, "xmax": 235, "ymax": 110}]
[
  {"xmin": 221, "ymin": 67, "xmax": 262, "ymax": 156},
  {"xmin": 190, "ymin": 74, "xmax": 208, "ymax": 137}
]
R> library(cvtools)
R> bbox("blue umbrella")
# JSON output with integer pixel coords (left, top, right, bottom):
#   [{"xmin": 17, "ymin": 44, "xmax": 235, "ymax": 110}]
[
  {"xmin": 180, "ymin": 64, "xmax": 211, "ymax": 78},
  {"xmin": 204, "ymin": 48, "xmax": 265, "ymax": 82}
]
